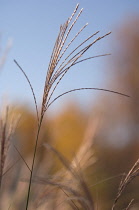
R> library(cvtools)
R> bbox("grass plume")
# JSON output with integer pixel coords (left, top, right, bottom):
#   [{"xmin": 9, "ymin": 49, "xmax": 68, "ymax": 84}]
[{"xmin": 13, "ymin": 3, "xmax": 130, "ymax": 209}]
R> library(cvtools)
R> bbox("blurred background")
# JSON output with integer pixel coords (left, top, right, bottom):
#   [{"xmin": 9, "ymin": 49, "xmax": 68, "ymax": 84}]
[{"xmin": 0, "ymin": 0, "xmax": 139, "ymax": 209}]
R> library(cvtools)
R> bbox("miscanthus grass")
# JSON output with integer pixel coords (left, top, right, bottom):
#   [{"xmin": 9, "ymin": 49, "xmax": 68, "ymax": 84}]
[{"xmin": 13, "ymin": 3, "xmax": 129, "ymax": 209}]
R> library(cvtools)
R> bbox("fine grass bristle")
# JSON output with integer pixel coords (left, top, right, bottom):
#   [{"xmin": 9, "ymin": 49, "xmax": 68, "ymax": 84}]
[
  {"xmin": 14, "ymin": 60, "xmax": 40, "ymax": 126},
  {"xmin": 40, "ymin": 4, "xmax": 112, "ymax": 118},
  {"xmin": 112, "ymin": 159, "xmax": 139, "ymax": 209}
]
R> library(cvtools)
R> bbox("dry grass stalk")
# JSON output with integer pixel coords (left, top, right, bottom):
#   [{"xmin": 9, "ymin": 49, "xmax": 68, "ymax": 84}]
[
  {"xmin": 13, "ymin": 60, "xmax": 39, "ymax": 126},
  {"xmin": 125, "ymin": 199, "xmax": 134, "ymax": 210},
  {"xmin": 34, "ymin": 117, "xmax": 99, "ymax": 209},
  {"xmin": 69, "ymin": 116, "xmax": 99, "ymax": 172},
  {"xmin": 47, "ymin": 88, "xmax": 130, "ymax": 109},
  {"xmin": 56, "ymin": 117, "xmax": 99, "ymax": 210},
  {"xmin": 0, "ymin": 107, "xmax": 9, "ymax": 187},
  {"xmin": 0, "ymin": 107, "xmax": 20, "ymax": 188},
  {"xmin": 13, "ymin": 3, "xmax": 130, "ymax": 209},
  {"xmin": 112, "ymin": 159, "xmax": 139, "ymax": 210},
  {"xmin": 13, "ymin": 4, "xmax": 113, "ymax": 209}
]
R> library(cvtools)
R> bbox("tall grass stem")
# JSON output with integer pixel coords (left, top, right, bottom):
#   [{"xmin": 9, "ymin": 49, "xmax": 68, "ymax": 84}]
[{"xmin": 25, "ymin": 116, "xmax": 43, "ymax": 210}]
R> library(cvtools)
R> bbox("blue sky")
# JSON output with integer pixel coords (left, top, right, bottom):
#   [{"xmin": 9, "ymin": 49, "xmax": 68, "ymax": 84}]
[{"xmin": 0, "ymin": 0, "xmax": 139, "ymax": 114}]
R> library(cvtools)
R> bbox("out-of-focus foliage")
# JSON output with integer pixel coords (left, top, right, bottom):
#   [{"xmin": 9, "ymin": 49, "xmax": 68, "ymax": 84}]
[
  {"xmin": 14, "ymin": 103, "xmax": 88, "ymax": 159},
  {"xmin": 49, "ymin": 103, "xmax": 88, "ymax": 159},
  {"xmin": 100, "ymin": 17, "xmax": 139, "ymax": 147}
]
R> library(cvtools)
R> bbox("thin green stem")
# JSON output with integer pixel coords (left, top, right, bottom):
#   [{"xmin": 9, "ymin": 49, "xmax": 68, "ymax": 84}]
[{"xmin": 25, "ymin": 116, "xmax": 43, "ymax": 210}]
